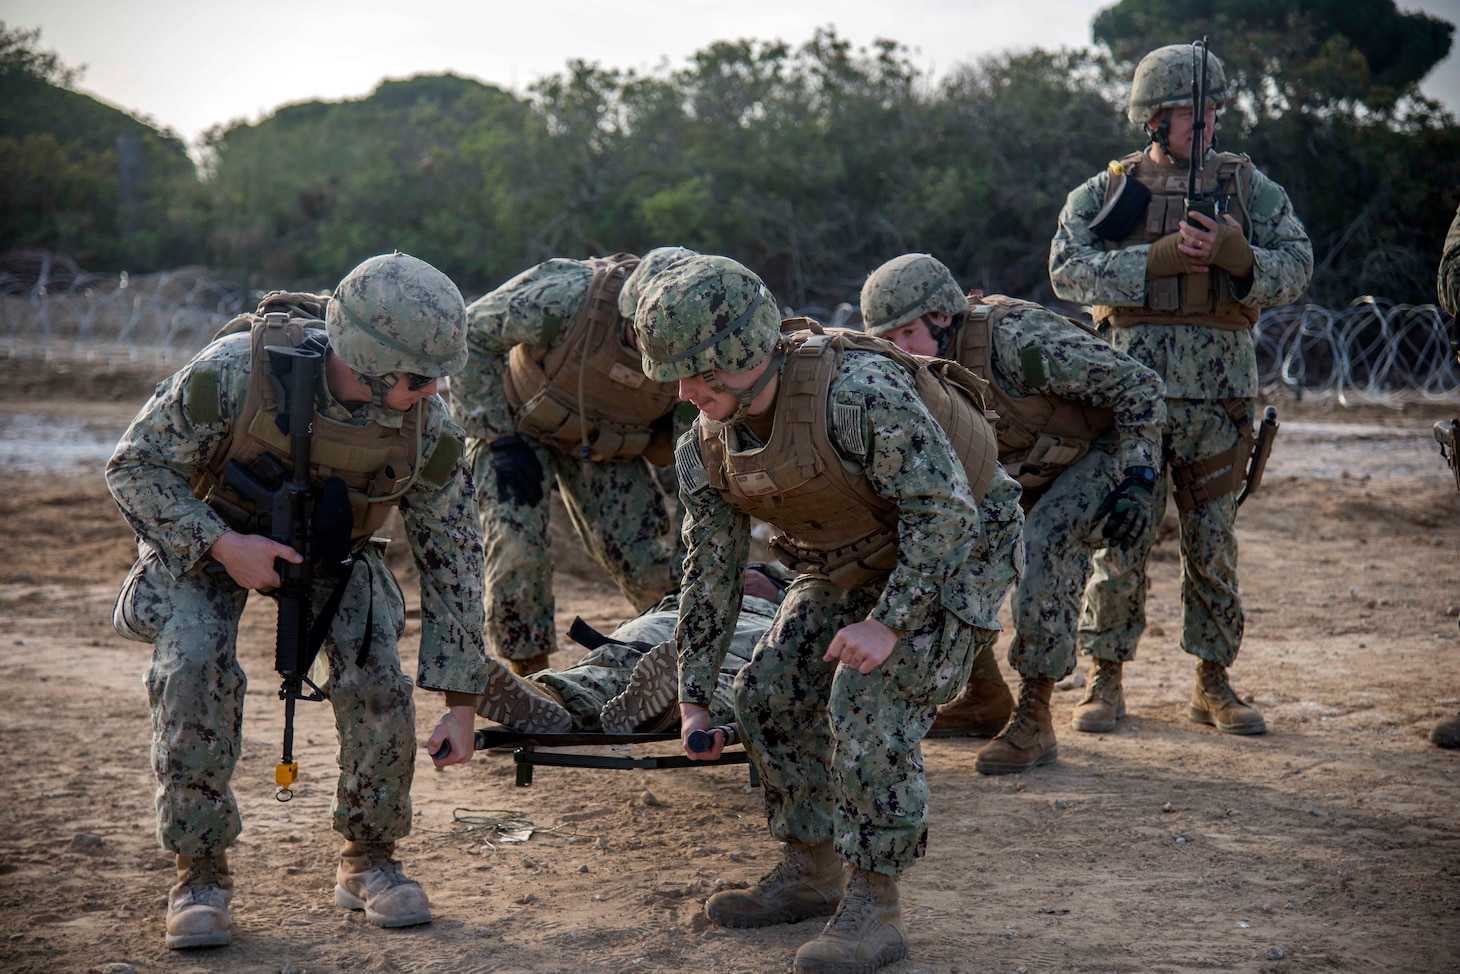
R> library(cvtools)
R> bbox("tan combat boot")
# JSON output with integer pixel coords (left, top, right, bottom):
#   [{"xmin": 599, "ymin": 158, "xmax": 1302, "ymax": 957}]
[
  {"xmin": 1432, "ymin": 713, "xmax": 1460, "ymax": 749},
  {"xmin": 1189, "ymin": 660, "xmax": 1267, "ymax": 735},
  {"xmin": 793, "ymin": 868, "xmax": 907, "ymax": 974},
  {"xmin": 600, "ymin": 640, "xmax": 679, "ymax": 733},
  {"xmin": 165, "ymin": 852, "xmax": 233, "ymax": 949},
  {"xmin": 1071, "ymin": 659, "xmax": 1125, "ymax": 733},
  {"xmin": 974, "ymin": 677, "xmax": 1058, "ymax": 775},
  {"xmin": 506, "ymin": 652, "xmax": 551, "ymax": 677},
  {"xmin": 335, "ymin": 841, "xmax": 432, "ymax": 927},
  {"xmin": 475, "ymin": 654, "xmax": 573, "ymax": 733},
  {"xmin": 705, "ymin": 841, "xmax": 844, "ymax": 928},
  {"xmin": 927, "ymin": 646, "xmax": 1014, "ymax": 738}
]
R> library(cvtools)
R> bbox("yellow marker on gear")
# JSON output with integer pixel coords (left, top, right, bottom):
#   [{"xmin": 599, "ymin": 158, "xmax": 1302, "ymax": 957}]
[
  {"xmin": 276, "ymin": 761, "xmax": 298, "ymax": 790},
  {"xmin": 1108, "ymin": 160, "xmax": 1126, "ymax": 177}
]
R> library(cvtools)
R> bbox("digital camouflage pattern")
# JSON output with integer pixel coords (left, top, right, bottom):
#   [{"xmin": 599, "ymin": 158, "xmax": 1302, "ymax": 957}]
[
  {"xmin": 635, "ymin": 255, "xmax": 783, "ymax": 381},
  {"xmin": 675, "ymin": 347, "xmax": 1021, "ymax": 873},
  {"xmin": 107, "ymin": 330, "xmax": 487, "ymax": 856},
  {"xmin": 326, "ymin": 252, "xmax": 469, "ymax": 378},
  {"xmin": 1127, "ymin": 43, "xmax": 1228, "ymax": 125},
  {"xmin": 859, "ymin": 253, "xmax": 968, "ymax": 333},
  {"xmin": 448, "ymin": 258, "xmax": 682, "ymax": 662},
  {"xmin": 618, "ymin": 246, "xmax": 698, "ymax": 322},
  {"xmin": 1051, "ymin": 122, "xmax": 1312, "ymax": 676},
  {"xmin": 1439, "ymin": 202, "xmax": 1460, "ymax": 318}
]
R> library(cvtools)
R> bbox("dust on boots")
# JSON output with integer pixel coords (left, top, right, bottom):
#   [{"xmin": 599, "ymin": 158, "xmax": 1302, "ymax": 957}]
[
  {"xmin": 705, "ymin": 840, "xmax": 844, "ymax": 928},
  {"xmin": 335, "ymin": 840, "xmax": 432, "ymax": 928},
  {"xmin": 927, "ymin": 646, "xmax": 1013, "ymax": 738},
  {"xmin": 975, "ymin": 677, "xmax": 1058, "ymax": 774},
  {"xmin": 793, "ymin": 868, "xmax": 908, "ymax": 974},
  {"xmin": 1071, "ymin": 659, "xmax": 1126, "ymax": 733},
  {"xmin": 166, "ymin": 852, "xmax": 233, "ymax": 950},
  {"xmin": 1189, "ymin": 659, "xmax": 1267, "ymax": 735}
]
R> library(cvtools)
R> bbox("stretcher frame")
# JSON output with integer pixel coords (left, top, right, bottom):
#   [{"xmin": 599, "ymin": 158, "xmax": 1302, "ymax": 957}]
[{"xmin": 472, "ymin": 727, "xmax": 759, "ymax": 787}]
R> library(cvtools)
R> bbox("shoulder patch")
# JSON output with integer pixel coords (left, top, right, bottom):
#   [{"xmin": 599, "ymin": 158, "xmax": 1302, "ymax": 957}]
[
  {"xmin": 675, "ymin": 436, "xmax": 710, "ymax": 494},
  {"xmin": 833, "ymin": 402, "xmax": 867, "ymax": 458},
  {"xmin": 420, "ymin": 432, "xmax": 463, "ymax": 487},
  {"xmin": 185, "ymin": 365, "xmax": 221, "ymax": 426},
  {"xmin": 1019, "ymin": 347, "xmax": 1049, "ymax": 388}
]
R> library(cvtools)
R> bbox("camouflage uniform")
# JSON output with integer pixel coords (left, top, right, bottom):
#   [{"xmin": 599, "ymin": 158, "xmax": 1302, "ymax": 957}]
[
  {"xmin": 447, "ymin": 256, "xmax": 685, "ymax": 666},
  {"xmin": 107, "ymin": 329, "xmax": 487, "ymax": 857},
  {"xmin": 1432, "ymin": 203, "xmax": 1460, "ymax": 749},
  {"xmin": 674, "ymin": 350, "xmax": 1021, "ymax": 872},
  {"xmin": 1049, "ymin": 64, "xmax": 1312, "ymax": 678}
]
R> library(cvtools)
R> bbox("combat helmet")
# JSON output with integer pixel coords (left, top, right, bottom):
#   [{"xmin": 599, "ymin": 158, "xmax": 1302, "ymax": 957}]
[
  {"xmin": 634, "ymin": 255, "xmax": 782, "ymax": 382},
  {"xmin": 1128, "ymin": 42, "xmax": 1228, "ymax": 126},
  {"xmin": 859, "ymin": 253, "xmax": 969, "ymax": 338},
  {"xmin": 326, "ymin": 252, "xmax": 468, "ymax": 380},
  {"xmin": 618, "ymin": 246, "xmax": 698, "ymax": 322}
]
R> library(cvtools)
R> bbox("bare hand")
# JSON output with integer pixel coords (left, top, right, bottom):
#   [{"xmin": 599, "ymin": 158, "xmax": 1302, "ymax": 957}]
[
  {"xmin": 742, "ymin": 568, "xmax": 781, "ymax": 602},
  {"xmin": 823, "ymin": 619, "xmax": 900, "ymax": 675},
  {"xmin": 426, "ymin": 705, "xmax": 477, "ymax": 768},
  {"xmin": 207, "ymin": 530, "xmax": 301, "ymax": 590},
  {"xmin": 680, "ymin": 702, "xmax": 719, "ymax": 760}
]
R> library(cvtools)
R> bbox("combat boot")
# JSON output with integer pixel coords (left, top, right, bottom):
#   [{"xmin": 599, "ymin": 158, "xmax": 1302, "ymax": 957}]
[
  {"xmin": 476, "ymin": 655, "xmax": 573, "ymax": 733},
  {"xmin": 165, "ymin": 852, "xmax": 232, "ymax": 949},
  {"xmin": 506, "ymin": 652, "xmax": 551, "ymax": 677},
  {"xmin": 1071, "ymin": 659, "xmax": 1125, "ymax": 733},
  {"xmin": 1431, "ymin": 713, "xmax": 1460, "ymax": 749},
  {"xmin": 974, "ymin": 677, "xmax": 1057, "ymax": 774},
  {"xmin": 600, "ymin": 640, "xmax": 678, "ymax": 733},
  {"xmin": 927, "ymin": 646, "xmax": 1013, "ymax": 738},
  {"xmin": 793, "ymin": 868, "xmax": 907, "ymax": 974},
  {"xmin": 1189, "ymin": 660, "xmax": 1267, "ymax": 735},
  {"xmin": 335, "ymin": 841, "xmax": 432, "ymax": 927},
  {"xmin": 705, "ymin": 841, "xmax": 844, "ymax": 928}
]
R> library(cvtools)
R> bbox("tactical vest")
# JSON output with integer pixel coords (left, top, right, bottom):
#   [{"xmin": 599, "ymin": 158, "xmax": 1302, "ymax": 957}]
[
  {"xmin": 189, "ymin": 308, "xmax": 423, "ymax": 548},
  {"xmin": 503, "ymin": 254, "xmax": 681, "ymax": 463},
  {"xmin": 697, "ymin": 320, "xmax": 999, "ymax": 591},
  {"xmin": 1093, "ymin": 149, "xmax": 1256, "ymax": 331},
  {"xmin": 951, "ymin": 295, "xmax": 1114, "ymax": 499}
]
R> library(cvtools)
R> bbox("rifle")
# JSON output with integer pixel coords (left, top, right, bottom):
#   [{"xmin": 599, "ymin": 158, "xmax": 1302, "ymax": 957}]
[
  {"xmin": 1184, "ymin": 37, "xmax": 1220, "ymax": 223},
  {"xmin": 1237, "ymin": 406, "xmax": 1279, "ymax": 506},
  {"xmin": 1435, "ymin": 419, "xmax": 1460, "ymax": 494},
  {"xmin": 222, "ymin": 345, "xmax": 327, "ymax": 801}
]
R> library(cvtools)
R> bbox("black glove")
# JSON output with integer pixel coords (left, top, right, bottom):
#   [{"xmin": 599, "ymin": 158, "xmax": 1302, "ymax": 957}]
[
  {"xmin": 1094, "ymin": 466, "xmax": 1156, "ymax": 550},
  {"xmin": 490, "ymin": 434, "xmax": 544, "ymax": 507}
]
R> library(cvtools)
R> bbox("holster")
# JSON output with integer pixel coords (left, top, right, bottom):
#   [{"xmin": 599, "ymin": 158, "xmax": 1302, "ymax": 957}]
[
  {"xmin": 1170, "ymin": 401, "xmax": 1278, "ymax": 512},
  {"xmin": 1436, "ymin": 419, "xmax": 1460, "ymax": 495}
]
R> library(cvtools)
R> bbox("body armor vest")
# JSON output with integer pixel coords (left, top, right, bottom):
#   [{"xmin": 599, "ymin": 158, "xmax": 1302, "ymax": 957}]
[
  {"xmin": 503, "ymin": 254, "xmax": 681, "ymax": 463},
  {"xmin": 190, "ymin": 312, "xmax": 423, "ymax": 548},
  {"xmin": 952, "ymin": 295, "xmax": 1114, "ymax": 500},
  {"xmin": 1093, "ymin": 149, "xmax": 1256, "ymax": 331},
  {"xmin": 698, "ymin": 321, "xmax": 999, "ymax": 591}
]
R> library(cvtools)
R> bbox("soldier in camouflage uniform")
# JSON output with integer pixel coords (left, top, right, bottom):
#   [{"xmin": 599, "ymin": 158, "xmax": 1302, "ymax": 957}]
[
  {"xmin": 107, "ymin": 254, "xmax": 489, "ymax": 949},
  {"xmin": 475, "ymin": 566, "xmax": 787, "ymax": 734},
  {"xmin": 447, "ymin": 247, "xmax": 695, "ymax": 675},
  {"xmin": 1050, "ymin": 43, "xmax": 1312, "ymax": 736},
  {"xmin": 636, "ymin": 255, "xmax": 1021, "ymax": 974},
  {"xmin": 1432, "ymin": 202, "xmax": 1460, "ymax": 749},
  {"xmin": 861, "ymin": 253, "xmax": 1165, "ymax": 774}
]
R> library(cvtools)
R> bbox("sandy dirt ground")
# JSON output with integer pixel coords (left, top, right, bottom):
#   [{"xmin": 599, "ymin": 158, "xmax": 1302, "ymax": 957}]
[{"xmin": 0, "ymin": 354, "xmax": 1458, "ymax": 974}]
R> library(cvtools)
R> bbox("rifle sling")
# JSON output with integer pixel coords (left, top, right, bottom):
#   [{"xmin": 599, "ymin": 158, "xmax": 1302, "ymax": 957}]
[{"xmin": 566, "ymin": 616, "xmax": 653, "ymax": 653}]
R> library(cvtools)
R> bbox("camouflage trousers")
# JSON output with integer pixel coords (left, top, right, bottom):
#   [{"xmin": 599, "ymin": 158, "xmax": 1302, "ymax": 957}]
[
  {"xmin": 1079, "ymin": 398, "xmax": 1249, "ymax": 666},
  {"xmin": 113, "ymin": 543, "xmax": 416, "ymax": 857},
  {"xmin": 468, "ymin": 434, "xmax": 682, "ymax": 662},
  {"xmin": 534, "ymin": 594, "xmax": 773, "ymax": 726},
  {"xmin": 734, "ymin": 577, "xmax": 990, "ymax": 874},
  {"xmin": 1008, "ymin": 443, "xmax": 1122, "ymax": 681}
]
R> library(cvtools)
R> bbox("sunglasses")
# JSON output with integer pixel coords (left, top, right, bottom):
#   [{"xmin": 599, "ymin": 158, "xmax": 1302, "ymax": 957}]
[{"xmin": 402, "ymin": 372, "xmax": 435, "ymax": 391}]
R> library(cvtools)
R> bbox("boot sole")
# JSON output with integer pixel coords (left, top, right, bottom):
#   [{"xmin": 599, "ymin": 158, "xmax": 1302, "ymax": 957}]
[
  {"xmin": 925, "ymin": 718, "xmax": 1009, "ymax": 739},
  {"xmin": 705, "ymin": 899, "xmax": 838, "ymax": 929},
  {"xmin": 165, "ymin": 930, "xmax": 230, "ymax": 950},
  {"xmin": 975, "ymin": 744, "xmax": 1058, "ymax": 776},
  {"xmin": 794, "ymin": 942, "xmax": 909, "ymax": 973},
  {"xmin": 1188, "ymin": 706, "xmax": 1267, "ymax": 735},
  {"xmin": 335, "ymin": 885, "xmax": 432, "ymax": 928}
]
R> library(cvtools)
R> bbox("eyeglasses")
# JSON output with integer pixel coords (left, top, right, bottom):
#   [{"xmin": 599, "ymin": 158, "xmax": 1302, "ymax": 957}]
[{"xmin": 402, "ymin": 372, "xmax": 435, "ymax": 391}]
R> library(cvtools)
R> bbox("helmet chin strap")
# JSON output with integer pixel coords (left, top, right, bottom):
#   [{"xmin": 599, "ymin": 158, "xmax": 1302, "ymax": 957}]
[
  {"xmin": 701, "ymin": 345, "xmax": 785, "ymax": 427},
  {"xmin": 356, "ymin": 370, "xmax": 398, "ymax": 409}
]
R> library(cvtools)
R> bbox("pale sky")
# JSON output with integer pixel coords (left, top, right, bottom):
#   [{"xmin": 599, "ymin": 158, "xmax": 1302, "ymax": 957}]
[{"xmin": 10, "ymin": 0, "xmax": 1460, "ymax": 148}]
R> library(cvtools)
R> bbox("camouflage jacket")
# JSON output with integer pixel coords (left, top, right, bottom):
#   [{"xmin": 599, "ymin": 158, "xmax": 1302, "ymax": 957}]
[
  {"xmin": 105, "ymin": 331, "xmax": 489, "ymax": 696},
  {"xmin": 975, "ymin": 299, "xmax": 1166, "ymax": 472},
  {"xmin": 672, "ymin": 348, "xmax": 1019, "ymax": 705},
  {"xmin": 447, "ymin": 258, "xmax": 592, "ymax": 442},
  {"xmin": 1439, "ymin": 202, "xmax": 1460, "ymax": 318},
  {"xmin": 1049, "ymin": 150, "xmax": 1313, "ymax": 399}
]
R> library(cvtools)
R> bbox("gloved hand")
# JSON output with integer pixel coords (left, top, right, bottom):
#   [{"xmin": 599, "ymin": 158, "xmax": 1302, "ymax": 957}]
[
  {"xmin": 1208, "ymin": 223, "xmax": 1255, "ymax": 277},
  {"xmin": 489, "ymin": 434, "xmax": 544, "ymax": 507},
  {"xmin": 1094, "ymin": 466, "xmax": 1157, "ymax": 550},
  {"xmin": 1145, "ymin": 234, "xmax": 1189, "ymax": 279}
]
